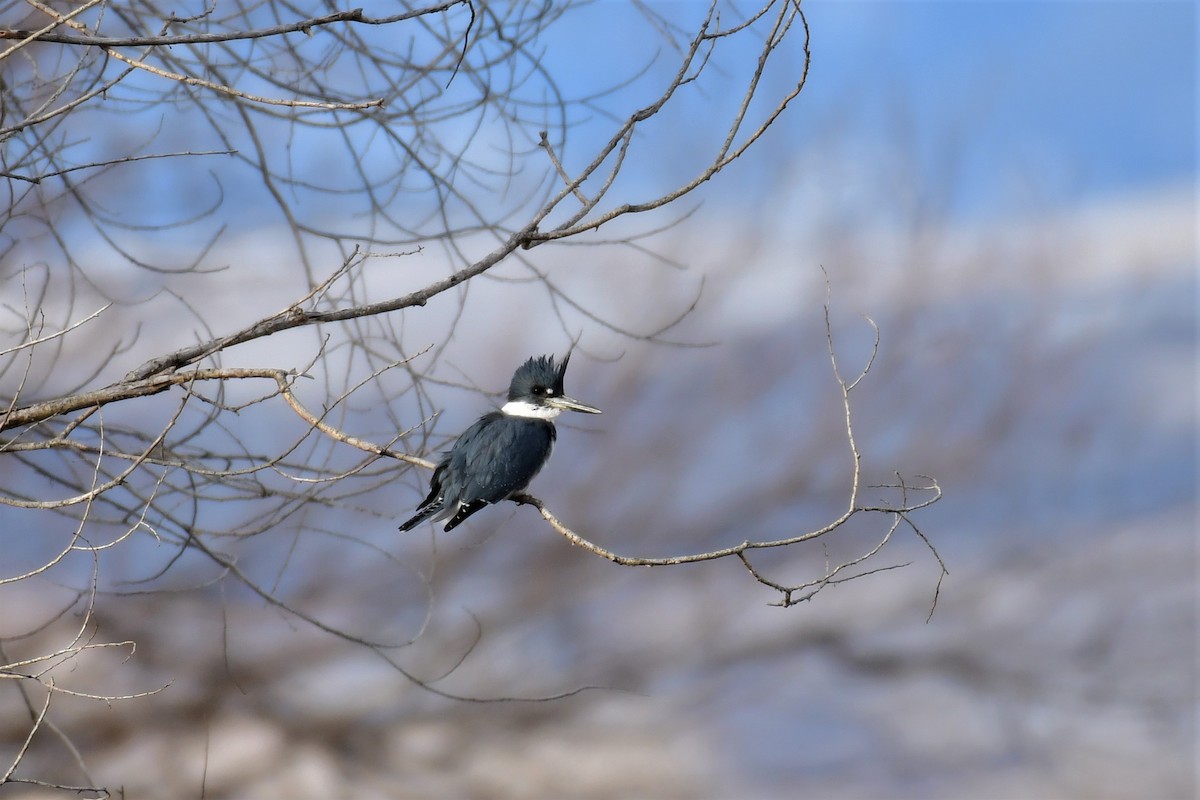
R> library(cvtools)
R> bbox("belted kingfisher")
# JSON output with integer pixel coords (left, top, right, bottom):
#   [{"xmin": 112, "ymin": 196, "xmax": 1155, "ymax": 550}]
[{"xmin": 398, "ymin": 351, "xmax": 601, "ymax": 533}]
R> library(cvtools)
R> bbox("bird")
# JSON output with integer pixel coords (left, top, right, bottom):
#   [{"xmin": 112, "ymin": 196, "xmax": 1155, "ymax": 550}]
[{"xmin": 399, "ymin": 350, "xmax": 601, "ymax": 533}]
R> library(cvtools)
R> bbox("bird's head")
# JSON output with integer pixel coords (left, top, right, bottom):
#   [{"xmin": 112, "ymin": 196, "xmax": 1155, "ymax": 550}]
[{"xmin": 502, "ymin": 350, "xmax": 601, "ymax": 419}]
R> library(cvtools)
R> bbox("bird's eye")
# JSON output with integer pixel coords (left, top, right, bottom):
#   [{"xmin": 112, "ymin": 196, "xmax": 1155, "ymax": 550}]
[{"xmin": 531, "ymin": 386, "xmax": 546, "ymax": 396}]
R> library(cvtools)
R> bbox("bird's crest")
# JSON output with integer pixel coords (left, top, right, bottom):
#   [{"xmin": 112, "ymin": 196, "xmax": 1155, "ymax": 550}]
[{"xmin": 508, "ymin": 345, "xmax": 575, "ymax": 401}]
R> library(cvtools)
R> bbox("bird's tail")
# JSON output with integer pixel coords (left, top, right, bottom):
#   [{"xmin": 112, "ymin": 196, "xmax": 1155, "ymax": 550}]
[{"xmin": 398, "ymin": 505, "xmax": 440, "ymax": 532}]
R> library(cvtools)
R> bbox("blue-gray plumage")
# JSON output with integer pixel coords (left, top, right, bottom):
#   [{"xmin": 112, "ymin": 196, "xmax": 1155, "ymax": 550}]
[{"xmin": 399, "ymin": 351, "xmax": 600, "ymax": 532}]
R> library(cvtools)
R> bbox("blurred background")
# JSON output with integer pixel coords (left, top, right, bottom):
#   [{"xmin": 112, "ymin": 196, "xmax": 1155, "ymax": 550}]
[{"xmin": 0, "ymin": 1, "xmax": 1195, "ymax": 798}]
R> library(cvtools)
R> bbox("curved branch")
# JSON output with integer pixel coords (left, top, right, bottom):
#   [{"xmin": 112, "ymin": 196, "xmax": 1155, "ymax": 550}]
[{"xmin": 1, "ymin": 367, "xmax": 292, "ymax": 433}]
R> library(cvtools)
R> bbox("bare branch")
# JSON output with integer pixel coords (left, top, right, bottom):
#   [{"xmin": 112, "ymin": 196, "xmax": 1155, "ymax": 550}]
[
  {"xmin": 496, "ymin": 285, "xmax": 945, "ymax": 610},
  {"xmin": 2, "ymin": 367, "xmax": 292, "ymax": 433},
  {"xmin": 1, "ymin": 680, "xmax": 52, "ymax": 784},
  {"xmin": 0, "ymin": 0, "xmax": 106, "ymax": 61},
  {"xmin": 0, "ymin": 5, "xmax": 947, "ymax": 794},
  {"xmin": 0, "ymin": 303, "xmax": 112, "ymax": 358}
]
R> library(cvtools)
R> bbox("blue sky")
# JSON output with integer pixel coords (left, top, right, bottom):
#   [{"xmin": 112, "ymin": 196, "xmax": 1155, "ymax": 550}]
[
  {"xmin": 768, "ymin": 0, "xmax": 1195, "ymax": 217},
  {"xmin": 561, "ymin": 1, "xmax": 1195, "ymax": 216},
  {"xmin": 837, "ymin": 1, "xmax": 1193, "ymax": 203},
  {"xmin": 46, "ymin": 1, "xmax": 1193, "ymax": 249},
  {"xmin": 510, "ymin": 1, "xmax": 1197, "ymax": 238}
]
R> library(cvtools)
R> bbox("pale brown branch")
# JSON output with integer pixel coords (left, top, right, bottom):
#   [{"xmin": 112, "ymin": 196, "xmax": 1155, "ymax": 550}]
[
  {"xmin": 279, "ymin": 373, "xmax": 435, "ymax": 471},
  {"xmin": 0, "ymin": 7, "xmax": 367, "ymax": 46},
  {"xmin": 0, "ymin": 303, "xmax": 112, "ymax": 358},
  {"xmin": 1, "ymin": 680, "xmax": 52, "ymax": 784},
  {"xmin": 16, "ymin": 0, "xmax": 383, "ymax": 110},
  {"xmin": 0, "ymin": 1, "xmax": 467, "ymax": 46},
  {"xmin": 2, "ymin": 368, "xmax": 291, "ymax": 433},
  {"xmin": 523, "ymin": 1, "xmax": 810, "ymax": 245},
  {"xmin": 103, "ymin": 50, "xmax": 384, "ymax": 111},
  {"xmin": 538, "ymin": 130, "xmax": 590, "ymax": 205},
  {"xmin": 517, "ymin": 492, "xmax": 861, "ymax": 566},
  {"xmin": 121, "ymin": 228, "xmax": 537, "ymax": 384},
  {"xmin": 0, "ymin": 0, "xmax": 105, "ymax": 61},
  {"xmin": 504, "ymin": 278, "xmax": 943, "ymax": 611},
  {"xmin": 1, "ymin": 150, "xmax": 235, "ymax": 186}
]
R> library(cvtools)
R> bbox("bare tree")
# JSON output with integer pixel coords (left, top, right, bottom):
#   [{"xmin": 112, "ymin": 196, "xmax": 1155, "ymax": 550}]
[{"xmin": 0, "ymin": 0, "xmax": 940, "ymax": 794}]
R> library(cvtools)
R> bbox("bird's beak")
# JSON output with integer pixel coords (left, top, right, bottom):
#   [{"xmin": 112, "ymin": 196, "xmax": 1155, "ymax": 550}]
[{"xmin": 547, "ymin": 394, "xmax": 602, "ymax": 415}]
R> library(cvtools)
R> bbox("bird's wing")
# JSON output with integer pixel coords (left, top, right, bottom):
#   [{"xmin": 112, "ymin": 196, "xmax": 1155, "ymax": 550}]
[
  {"xmin": 456, "ymin": 416, "xmax": 554, "ymax": 503},
  {"xmin": 430, "ymin": 414, "xmax": 495, "ymax": 507}
]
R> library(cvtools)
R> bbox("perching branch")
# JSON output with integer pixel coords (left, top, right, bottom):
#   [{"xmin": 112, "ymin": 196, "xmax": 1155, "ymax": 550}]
[
  {"xmin": 509, "ymin": 287, "xmax": 945, "ymax": 613},
  {"xmin": 0, "ymin": 3, "xmax": 853, "ymax": 792},
  {"xmin": 285, "ymin": 280, "xmax": 944, "ymax": 613}
]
